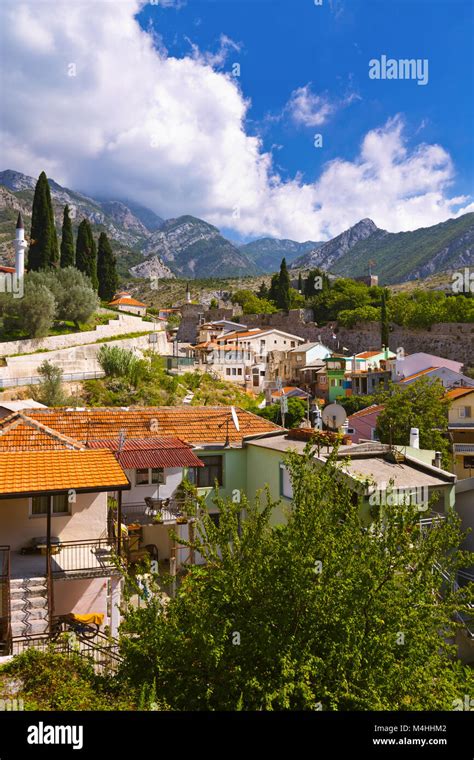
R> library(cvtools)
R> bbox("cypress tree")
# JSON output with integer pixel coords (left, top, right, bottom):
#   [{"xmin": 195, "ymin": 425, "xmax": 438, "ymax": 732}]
[
  {"xmin": 28, "ymin": 171, "xmax": 59, "ymax": 270},
  {"xmin": 297, "ymin": 272, "xmax": 303, "ymax": 292},
  {"xmin": 75, "ymin": 219, "xmax": 98, "ymax": 290},
  {"xmin": 381, "ymin": 288, "xmax": 390, "ymax": 348},
  {"xmin": 277, "ymin": 258, "xmax": 291, "ymax": 311},
  {"xmin": 60, "ymin": 205, "xmax": 75, "ymax": 268},
  {"xmin": 97, "ymin": 232, "xmax": 119, "ymax": 301}
]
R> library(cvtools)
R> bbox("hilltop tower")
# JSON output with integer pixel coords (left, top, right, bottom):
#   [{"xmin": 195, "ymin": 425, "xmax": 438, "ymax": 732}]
[{"xmin": 15, "ymin": 212, "xmax": 26, "ymax": 280}]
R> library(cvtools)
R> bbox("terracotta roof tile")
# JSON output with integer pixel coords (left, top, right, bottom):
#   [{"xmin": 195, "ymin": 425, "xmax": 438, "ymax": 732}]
[
  {"xmin": 108, "ymin": 296, "xmax": 146, "ymax": 307},
  {"xmin": 0, "ymin": 450, "xmax": 130, "ymax": 496},
  {"xmin": 0, "ymin": 414, "xmax": 84, "ymax": 451},
  {"xmin": 9, "ymin": 407, "xmax": 283, "ymax": 446},
  {"xmin": 445, "ymin": 387, "xmax": 474, "ymax": 400},
  {"xmin": 399, "ymin": 367, "xmax": 438, "ymax": 382}
]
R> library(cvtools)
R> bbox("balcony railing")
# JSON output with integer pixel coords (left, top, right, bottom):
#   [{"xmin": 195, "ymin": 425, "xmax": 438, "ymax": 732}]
[
  {"xmin": 48, "ymin": 539, "xmax": 118, "ymax": 578},
  {"xmin": 0, "ymin": 545, "xmax": 11, "ymax": 654}
]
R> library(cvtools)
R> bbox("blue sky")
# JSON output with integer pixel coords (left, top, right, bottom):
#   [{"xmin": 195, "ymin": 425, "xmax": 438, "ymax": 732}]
[
  {"xmin": 2, "ymin": 0, "xmax": 473, "ymax": 241},
  {"xmin": 139, "ymin": 0, "xmax": 473, "ymax": 198}
]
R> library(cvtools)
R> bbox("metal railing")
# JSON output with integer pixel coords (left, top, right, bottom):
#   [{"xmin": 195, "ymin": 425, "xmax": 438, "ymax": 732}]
[
  {"xmin": 11, "ymin": 629, "xmax": 123, "ymax": 674},
  {"xmin": 0, "ymin": 370, "xmax": 105, "ymax": 389},
  {"xmin": 48, "ymin": 539, "xmax": 118, "ymax": 577},
  {"xmin": 0, "ymin": 545, "xmax": 11, "ymax": 654}
]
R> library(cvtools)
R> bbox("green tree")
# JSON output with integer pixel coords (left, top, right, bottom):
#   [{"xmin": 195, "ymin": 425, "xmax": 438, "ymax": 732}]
[
  {"xmin": 119, "ymin": 446, "xmax": 472, "ymax": 710},
  {"xmin": 60, "ymin": 205, "xmax": 75, "ymax": 268},
  {"xmin": 257, "ymin": 281, "xmax": 269, "ymax": 299},
  {"xmin": 375, "ymin": 378, "xmax": 451, "ymax": 463},
  {"xmin": 32, "ymin": 361, "xmax": 67, "ymax": 406},
  {"xmin": 209, "ymin": 298, "xmax": 219, "ymax": 309},
  {"xmin": 381, "ymin": 288, "xmax": 389, "ymax": 348},
  {"xmin": 277, "ymin": 257, "xmax": 291, "ymax": 311},
  {"xmin": 297, "ymin": 272, "xmax": 303, "ymax": 292},
  {"xmin": 26, "ymin": 268, "xmax": 99, "ymax": 328},
  {"xmin": 97, "ymin": 232, "xmax": 119, "ymax": 301},
  {"xmin": 75, "ymin": 219, "xmax": 98, "ymax": 290},
  {"xmin": 257, "ymin": 396, "xmax": 306, "ymax": 428},
  {"xmin": 28, "ymin": 171, "xmax": 59, "ymax": 270},
  {"xmin": 3, "ymin": 280, "xmax": 56, "ymax": 338}
]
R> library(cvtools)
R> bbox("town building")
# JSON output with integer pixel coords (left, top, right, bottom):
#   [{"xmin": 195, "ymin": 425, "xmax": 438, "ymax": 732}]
[
  {"xmin": 446, "ymin": 387, "xmax": 474, "ymax": 479},
  {"xmin": 108, "ymin": 292, "xmax": 147, "ymax": 317}
]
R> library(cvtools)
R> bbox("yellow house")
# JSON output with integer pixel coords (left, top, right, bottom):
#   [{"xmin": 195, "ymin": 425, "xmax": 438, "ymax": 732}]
[{"xmin": 446, "ymin": 388, "xmax": 474, "ymax": 478}]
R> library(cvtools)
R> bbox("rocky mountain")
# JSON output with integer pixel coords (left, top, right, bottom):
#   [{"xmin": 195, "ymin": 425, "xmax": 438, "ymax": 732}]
[
  {"xmin": 138, "ymin": 215, "xmax": 260, "ymax": 279},
  {"xmin": 240, "ymin": 237, "xmax": 322, "ymax": 272},
  {"xmin": 2, "ymin": 170, "xmax": 472, "ymax": 284},
  {"xmin": 292, "ymin": 214, "xmax": 474, "ymax": 284},
  {"xmin": 293, "ymin": 218, "xmax": 378, "ymax": 271},
  {"xmin": 331, "ymin": 214, "xmax": 474, "ymax": 283}
]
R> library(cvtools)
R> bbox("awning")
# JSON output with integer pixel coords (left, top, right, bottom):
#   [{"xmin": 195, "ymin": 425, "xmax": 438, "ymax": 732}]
[{"xmin": 87, "ymin": 437, "xmax": 204, "ymax": 469}]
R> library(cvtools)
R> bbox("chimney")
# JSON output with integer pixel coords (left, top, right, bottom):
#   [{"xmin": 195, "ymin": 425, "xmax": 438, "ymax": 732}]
[
  {"xmin": 409, "ymin": 427, "xmax": 420, "ymax": 449},
  {"xmin": 433, "ymin": 451, "xmax": 442, "ymax": 469}
]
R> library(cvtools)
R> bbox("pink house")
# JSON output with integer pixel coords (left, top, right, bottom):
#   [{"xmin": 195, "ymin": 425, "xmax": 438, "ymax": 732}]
[{"xmin": 347, "ymin": 404, "xmax": 384, "ymax": 443}]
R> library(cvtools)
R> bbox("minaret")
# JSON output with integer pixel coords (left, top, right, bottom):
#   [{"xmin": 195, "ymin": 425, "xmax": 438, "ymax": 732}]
[
  {"xmin": 186, "ymin": 282, "xmax": 191, "ymax": 304},
  {"xmin": 15, "ymin": 212, "xmax": 26, "ymax": 280}
]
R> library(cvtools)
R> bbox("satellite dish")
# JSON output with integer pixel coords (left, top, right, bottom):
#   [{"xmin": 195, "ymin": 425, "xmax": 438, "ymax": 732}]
[
  {"xmin": 231, "ymin": 406, "xmax": 240, "ymax": 432},
  {"xmin": 322, "ymin": 403, "xmax": 347, "ymax": 431}
]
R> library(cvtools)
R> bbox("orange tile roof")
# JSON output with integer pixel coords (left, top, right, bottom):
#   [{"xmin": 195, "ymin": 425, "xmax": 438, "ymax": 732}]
[
  {"xmin": 399, "ymin": 367, "xmax": 438, "ymax": 383},
  {"xmin": 0, "ymin": 266, "xmax": 15, "ymax": 274},
  {"xmin": 108, "ymin": 296, "xmax": 146, "ymax": 307},
  {"xmin": 217, "ymin": 329, "xmax": 265, "ymax": 341},
  {"xmin": 0, "ymin": 414, "xmax": 84, "ymax": 452},
  {"xmin": 0, "ymin": 450, "xmax": 130, "ymax": 497},
  {"xmin": 271, "ymin": 386, "xmax": 308, "ymax": 398},
  {"xmin": 10, "ymin": 407, "xmax": 283, "ymax": 446},
  {"xmin": 356, "ymin": 351, "xmax": 382, "ymax": 359},
  {"xmin": 349, "ymin": 404, "xmax": 385, "ymax": 419},
  {"xmin": 445, "ymin": 387, "xmax": 474, "ymax": 400}
]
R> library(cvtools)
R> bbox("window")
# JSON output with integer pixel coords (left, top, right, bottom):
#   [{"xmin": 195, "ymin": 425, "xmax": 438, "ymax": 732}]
[
  {"xmin": 459, "ymin": 406, "xmax": 472, "ymax": 418},
  {"xmin": 197, "ymin": 456, "xmax": 223, "ymax": 487},
  {"xmin": 226, "ymin": 368, "xmax": 231, "ymax": 376},
  {"xmin": 464, "ymin": 457, "xmax": 474, "ymax": 469},
  {"xmin": 232, "ymin": 368, "xmax": 236, "ymax": 376},
  {"xmin": 135, "ymin": 468, "xmax": 165, "ymax": 486},
  {"xmin": 31, "ymin": 493, "xmax": 69, "ymax": 517},
  {"xmin": 279, "ymin": 464, "xmax": 293, "ymax": 499},
  {"xmin": 209, "ymin": 512, "xmax": 220, "ymax": 528},
  {"xmin": 290, "ymin": 341, "xmax": 295, "ymax": 348},
  {"xmin": 237, "ymin": 368, "xmax": 242, "ymax": 376}
]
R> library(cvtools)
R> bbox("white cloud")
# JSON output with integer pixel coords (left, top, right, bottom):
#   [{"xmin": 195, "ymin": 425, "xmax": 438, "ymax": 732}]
[
  {"xmin": 186, "ymin": 33, "xmax": 241, "ymax": 68},
  {"xmin": 287, "ymin": 85, "xmax": 336, "ymax": 127},
  {"xmin": 0, "ymin": 0, "xmax": 471, "ymax": 243}
]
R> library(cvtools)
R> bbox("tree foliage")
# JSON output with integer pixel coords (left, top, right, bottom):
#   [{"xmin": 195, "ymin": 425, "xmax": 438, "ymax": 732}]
[
  {"xmin": 375, "ymin": 378, "xmax": 451, "ymax": 463},
  {"xmin": 31, "ymin": 361, "xmax": 68, "ymax": 406},
  {"xmin": 60, "ymin": 205, "xmax": 75, "ymax": 268},
  {"xmin": 97, "ymin": 232, "xmax": 119, "ymax": 301},
  {"xmin": 28, "ymin": 171, "xmax": 59, "ymax": 271},
  {"xmin": 76, "ymin": 219, "xmax": 98, "ymax": 290},
  {"xmin": 118, "ymin": 447, "xmax": 473, "ymax": 710}
]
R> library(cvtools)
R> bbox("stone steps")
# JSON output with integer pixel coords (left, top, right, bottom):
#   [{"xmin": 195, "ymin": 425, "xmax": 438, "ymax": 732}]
[{"xmin": 9, "ymin": 576, "xmax": 49, "ymax": 639}]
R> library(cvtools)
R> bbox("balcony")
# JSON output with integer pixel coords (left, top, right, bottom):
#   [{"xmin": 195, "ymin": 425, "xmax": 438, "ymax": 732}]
[{"xmin": 10, "ymin": 539, "xmax": 119, "ymax": 580}]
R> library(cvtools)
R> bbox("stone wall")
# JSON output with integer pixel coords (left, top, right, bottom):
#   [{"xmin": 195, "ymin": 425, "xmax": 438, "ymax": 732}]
[
  {"xmin": 241, "ymin": 311, "xmax": 474, "ymax": 368},
  {"xmin": 0, "ymin": 332, "xmax": 171, "ymax": 384},
  {"xmin": 0, "ymin": 312, "xmax": 158, "ymax": 357},
  {"xmin": 319, "ymin": 322, "xmax": 474, "ymax": 369}
]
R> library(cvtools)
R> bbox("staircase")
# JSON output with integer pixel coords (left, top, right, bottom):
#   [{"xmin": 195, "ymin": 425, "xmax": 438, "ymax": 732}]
[{"xmin": 10, "ymin": 576, "xmax": 49, "ymax": 638}]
